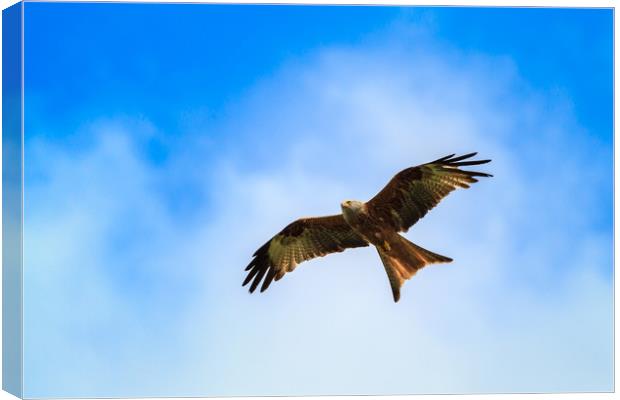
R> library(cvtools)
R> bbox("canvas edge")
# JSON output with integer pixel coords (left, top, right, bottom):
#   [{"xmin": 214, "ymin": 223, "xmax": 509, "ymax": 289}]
[{"xmin": 2, "ymin": 1, "xmax": 24, "ymax": 398}]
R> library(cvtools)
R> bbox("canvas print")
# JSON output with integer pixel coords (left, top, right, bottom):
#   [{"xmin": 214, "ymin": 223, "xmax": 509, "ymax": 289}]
[{"xmin": 2, "ymin": 2, "xmax": 613, "ymax": 398}]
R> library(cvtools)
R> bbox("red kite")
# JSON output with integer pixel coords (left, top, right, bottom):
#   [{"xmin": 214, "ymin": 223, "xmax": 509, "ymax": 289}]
[{"xmin": 244, "ymin": 153, "xmax": 492, "ymax": 302}]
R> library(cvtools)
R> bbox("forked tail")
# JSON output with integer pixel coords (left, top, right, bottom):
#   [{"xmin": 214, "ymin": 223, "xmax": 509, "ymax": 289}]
[{"xmin": 377, "ymin": 234, "xmax": 452, "ymax": 302}]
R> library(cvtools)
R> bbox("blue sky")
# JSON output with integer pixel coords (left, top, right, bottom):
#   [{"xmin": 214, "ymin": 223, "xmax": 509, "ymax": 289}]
[{"xmin": 21, "ymin": 3, "xmax": 612, "ymax": 398}]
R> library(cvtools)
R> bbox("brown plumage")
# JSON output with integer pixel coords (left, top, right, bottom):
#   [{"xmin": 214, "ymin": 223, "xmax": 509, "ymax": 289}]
[
  {"xmin": 244, "ymin": 215, "xmax": 368, "ymax": 293},
  {"xmin": 243, "ymin": 152, "xmax": 492, "ymax": 302}
]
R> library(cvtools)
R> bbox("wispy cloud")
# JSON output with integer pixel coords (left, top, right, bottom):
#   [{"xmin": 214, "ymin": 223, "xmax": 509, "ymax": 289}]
[{"xmin": 23, "ymin": 23, "xmax": 612, "ymax": 397}]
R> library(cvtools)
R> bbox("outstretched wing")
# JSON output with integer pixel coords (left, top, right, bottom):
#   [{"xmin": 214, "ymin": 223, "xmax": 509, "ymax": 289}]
[
  {"xmin": 244, "ymin": 215, "xmax": 369, "ymax": 293},
  {"xmin": 367, "ymin": 152, "xmax": 492, "ymax": 232}
]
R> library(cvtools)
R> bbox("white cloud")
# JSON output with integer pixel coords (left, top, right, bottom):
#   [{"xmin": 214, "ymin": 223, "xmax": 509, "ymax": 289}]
[{"xmin": 23, "ymin": 29, "xmax": 612, "ymax": 397}]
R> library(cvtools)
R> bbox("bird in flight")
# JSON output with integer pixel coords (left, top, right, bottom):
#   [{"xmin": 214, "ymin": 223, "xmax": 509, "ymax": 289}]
[{"xmin": 243, "ymin": 152, "xmax": 492, "ymax": 302}]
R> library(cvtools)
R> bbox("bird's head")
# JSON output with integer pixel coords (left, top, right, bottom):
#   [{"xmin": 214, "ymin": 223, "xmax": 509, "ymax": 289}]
[{"xmin": 340, "ymin": 200, "xmax": 366, "ymax": 216}]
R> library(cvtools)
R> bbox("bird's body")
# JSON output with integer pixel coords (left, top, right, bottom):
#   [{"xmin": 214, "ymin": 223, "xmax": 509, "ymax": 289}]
[
  {"xmin": 340, "ymin": 200, "xmax": 380, "ymax": 246},
  {"xmin": 339, "ymin": 199, "xmax": 453, "ymax": 302},
  {"xmin": 243, "ymin": 152, "xmax": 492, "ymax": 302}
]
